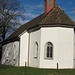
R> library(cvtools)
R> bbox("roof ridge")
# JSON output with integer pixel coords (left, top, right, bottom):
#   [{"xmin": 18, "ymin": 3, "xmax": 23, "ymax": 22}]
[
  {"xmin": 39, "ymin": 6, "xmax": 56, "ymax": 24},
  {"xmin": 4, "ymin": 5, "xmax": 75, "ymax": 43},
  {"xmin": 6, "ymin": 13, "xmax": 45, "ymax": 40},
  {"xmin": 39, "ymin": 14, "xmax": 47, "ymax": 24},
  {"xmin": 40, "ymin": 5, "xmax": 75, "ymax": 25},
  {"xmin": 57, "ymin": 6, "xmax": 62, "ymax": 24},
  {"xmin": 58, "ymin": 6, "xmax": 75, "ymax": 24}
]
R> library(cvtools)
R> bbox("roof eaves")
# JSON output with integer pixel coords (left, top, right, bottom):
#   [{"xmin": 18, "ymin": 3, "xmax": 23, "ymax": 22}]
[
  {"xmin": 39, "ymin": 23, "xmax": 75, "ymax": 28},
  {"xmin": 2, "ymin": 36, "xmax": 20, "ymax": 45}
]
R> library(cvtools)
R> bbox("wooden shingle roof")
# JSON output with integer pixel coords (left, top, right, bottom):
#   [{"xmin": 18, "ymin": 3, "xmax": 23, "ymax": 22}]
[
  {"xmin": 6, "ymin": 5, "xmax": 75, "ymax": 42},
  {"xmin": 40, "ymin": 6, "xmax": 75, "ymax": 25}
]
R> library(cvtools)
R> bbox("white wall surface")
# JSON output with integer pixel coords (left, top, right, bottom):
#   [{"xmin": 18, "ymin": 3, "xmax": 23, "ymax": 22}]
[
  {"xmin": 29, "ymin": 30, "xmax": 41, "ymax": 67},
  {"xmin": 20, "ymin": 32, "xmax": 29, "ymax": 66},
  {"xmin": 73, "ymin": 33, "xmax": 75, "ymax": 68},
  {"xmin": 2, "ymin": 26, "xmax": 74, "ymax": 69},
  {"xmin": 58, "ymin": 28, "xmax": 74, "ymax": 69},
  {"xmin": 39, "ymin": 27, "xmax": 74, "ymax": 69},
  {"xmin": 1, "ymin": 41, "xmax": 19, "ymax": 66}
]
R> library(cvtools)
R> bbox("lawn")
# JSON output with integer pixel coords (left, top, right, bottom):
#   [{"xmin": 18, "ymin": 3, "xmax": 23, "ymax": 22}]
[{"xmin": 0, "ymin": 65, "xmax": 75, "ymax": 75}]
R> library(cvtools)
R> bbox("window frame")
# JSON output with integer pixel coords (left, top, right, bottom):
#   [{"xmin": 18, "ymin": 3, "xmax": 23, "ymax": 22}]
[
  {"xmin": 34, "ymin": 42, "xmax": 38, "ymax": 59},
  {"xmin": 44, "ymin": 42, "xmax": 53, "ymax": 60}
]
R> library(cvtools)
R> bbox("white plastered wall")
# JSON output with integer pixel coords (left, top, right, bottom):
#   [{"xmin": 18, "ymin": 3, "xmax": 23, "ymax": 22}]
[
  {"xmin": 20, "ymin": 32, "xmax": 29, "ymax": 66},
  {"xmin": 39, "ymin": 27, "xmax": 74, "ymax": 69},
  {"xmin": 73, "ymin": 31, "xmax": 75, "ymax": 68},
  {"xmin": 58, "ymin": 27, "xmax": 74, "ymax": 69},
  {"xmin": 29, "ymin": 30, "xmax": 41, "ymax": 67},
  {"xmin": 1, "ymin": 41, "xmax": 19, "ymax": 66}
]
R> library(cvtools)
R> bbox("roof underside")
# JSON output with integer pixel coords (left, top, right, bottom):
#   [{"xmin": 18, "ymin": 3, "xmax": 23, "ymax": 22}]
[{"xmin": 5, "ymin": 5, "xmax": 75, "ymax": 41}]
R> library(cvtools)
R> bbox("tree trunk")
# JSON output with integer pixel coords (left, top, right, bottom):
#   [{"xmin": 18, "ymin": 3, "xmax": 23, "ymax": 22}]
[{"xmin": 2, "ymin": 26, "xmax": 6, "ymax": 41}]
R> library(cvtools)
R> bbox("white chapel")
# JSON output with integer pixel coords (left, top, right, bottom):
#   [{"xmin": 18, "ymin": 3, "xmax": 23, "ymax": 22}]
[{"xmin": 1, "ymin": 0, "xmax": 75, "ymax": 69}]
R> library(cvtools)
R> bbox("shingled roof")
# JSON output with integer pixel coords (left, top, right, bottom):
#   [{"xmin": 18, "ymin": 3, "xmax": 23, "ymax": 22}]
[{"xmin": 6, "ymin": 5, "xmax": 75, "ymax": 41}]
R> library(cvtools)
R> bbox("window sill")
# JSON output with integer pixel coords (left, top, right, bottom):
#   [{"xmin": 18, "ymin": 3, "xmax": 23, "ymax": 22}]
[{"xmin": 44, "ymin": 58, "xmax": 53, "ymax": 60}]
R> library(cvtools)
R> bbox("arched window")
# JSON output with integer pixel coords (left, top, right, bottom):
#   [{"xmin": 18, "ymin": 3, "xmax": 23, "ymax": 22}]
[
  {"xmin": 34, "ymin": 42, "xmax": 38, "ymax": 59},
  {"xmin": 45, "ymin": 42, "xmax": 53, "ymax": 59}
]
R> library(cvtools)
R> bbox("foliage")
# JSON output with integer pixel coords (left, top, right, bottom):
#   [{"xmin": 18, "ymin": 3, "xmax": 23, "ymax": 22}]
[
  {"xmin": 0, "ymin": 0, "xmax": 25, "ymax": 42},
  {"xmin": 0, "ymin": 65, "xmax": 75, "ymax": 75}
]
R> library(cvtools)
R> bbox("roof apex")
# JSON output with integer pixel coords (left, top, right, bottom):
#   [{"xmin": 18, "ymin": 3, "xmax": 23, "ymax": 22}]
[
  {"xmin": 40, "ymin": 5, "xmax": 75, "ymax": 25},
  {"xmin": 4, "ymin": 5, "xmax": 75, "ymax": 43}
]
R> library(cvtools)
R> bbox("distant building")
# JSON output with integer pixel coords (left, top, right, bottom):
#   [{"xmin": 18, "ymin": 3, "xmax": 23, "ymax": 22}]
[{"xmin": 1, "ymin": 0, "xmax": 75, "ymax": 69}]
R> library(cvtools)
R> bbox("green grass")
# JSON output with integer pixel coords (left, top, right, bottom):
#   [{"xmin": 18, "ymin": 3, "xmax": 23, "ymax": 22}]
[{"xmin": 0, "ymin": 65, "xmax": 75, "ymax": 75}]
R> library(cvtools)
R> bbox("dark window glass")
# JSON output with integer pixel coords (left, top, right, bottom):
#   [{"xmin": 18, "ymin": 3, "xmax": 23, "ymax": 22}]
[{"xmin": 46, "ymin": 42, "xmax": 53, "ymax": 58}]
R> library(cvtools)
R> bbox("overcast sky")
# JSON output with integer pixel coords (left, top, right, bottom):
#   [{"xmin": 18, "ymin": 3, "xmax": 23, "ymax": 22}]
[{"xmin": 19, "ymin": 0, "xmax": 75, "ymax": 24}]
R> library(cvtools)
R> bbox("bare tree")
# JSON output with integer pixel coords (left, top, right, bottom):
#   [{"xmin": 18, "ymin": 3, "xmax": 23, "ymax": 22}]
[{"xmin": 0, "ymin": 0, "xmax": 25, "ymax": 43}]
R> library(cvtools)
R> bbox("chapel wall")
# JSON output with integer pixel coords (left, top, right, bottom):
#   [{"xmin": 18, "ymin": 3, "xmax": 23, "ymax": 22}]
[
  {"xmin": 19, "ymin": 32, "xmax": 29, "ymax": 66},
  {"xmin": 29, "ymin": 29, "xmax": 41, "ymax": 67},
  {"xmin": 1, "ymin": 41, "xmax": 19, "ymax": 66},
  {"xmin": 73, "ymin": 30, "xmax": 75, "ymax": 68},
  {"xmin": 39, "ymin": 27, "xmax": 74, "ymax": 69}
]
